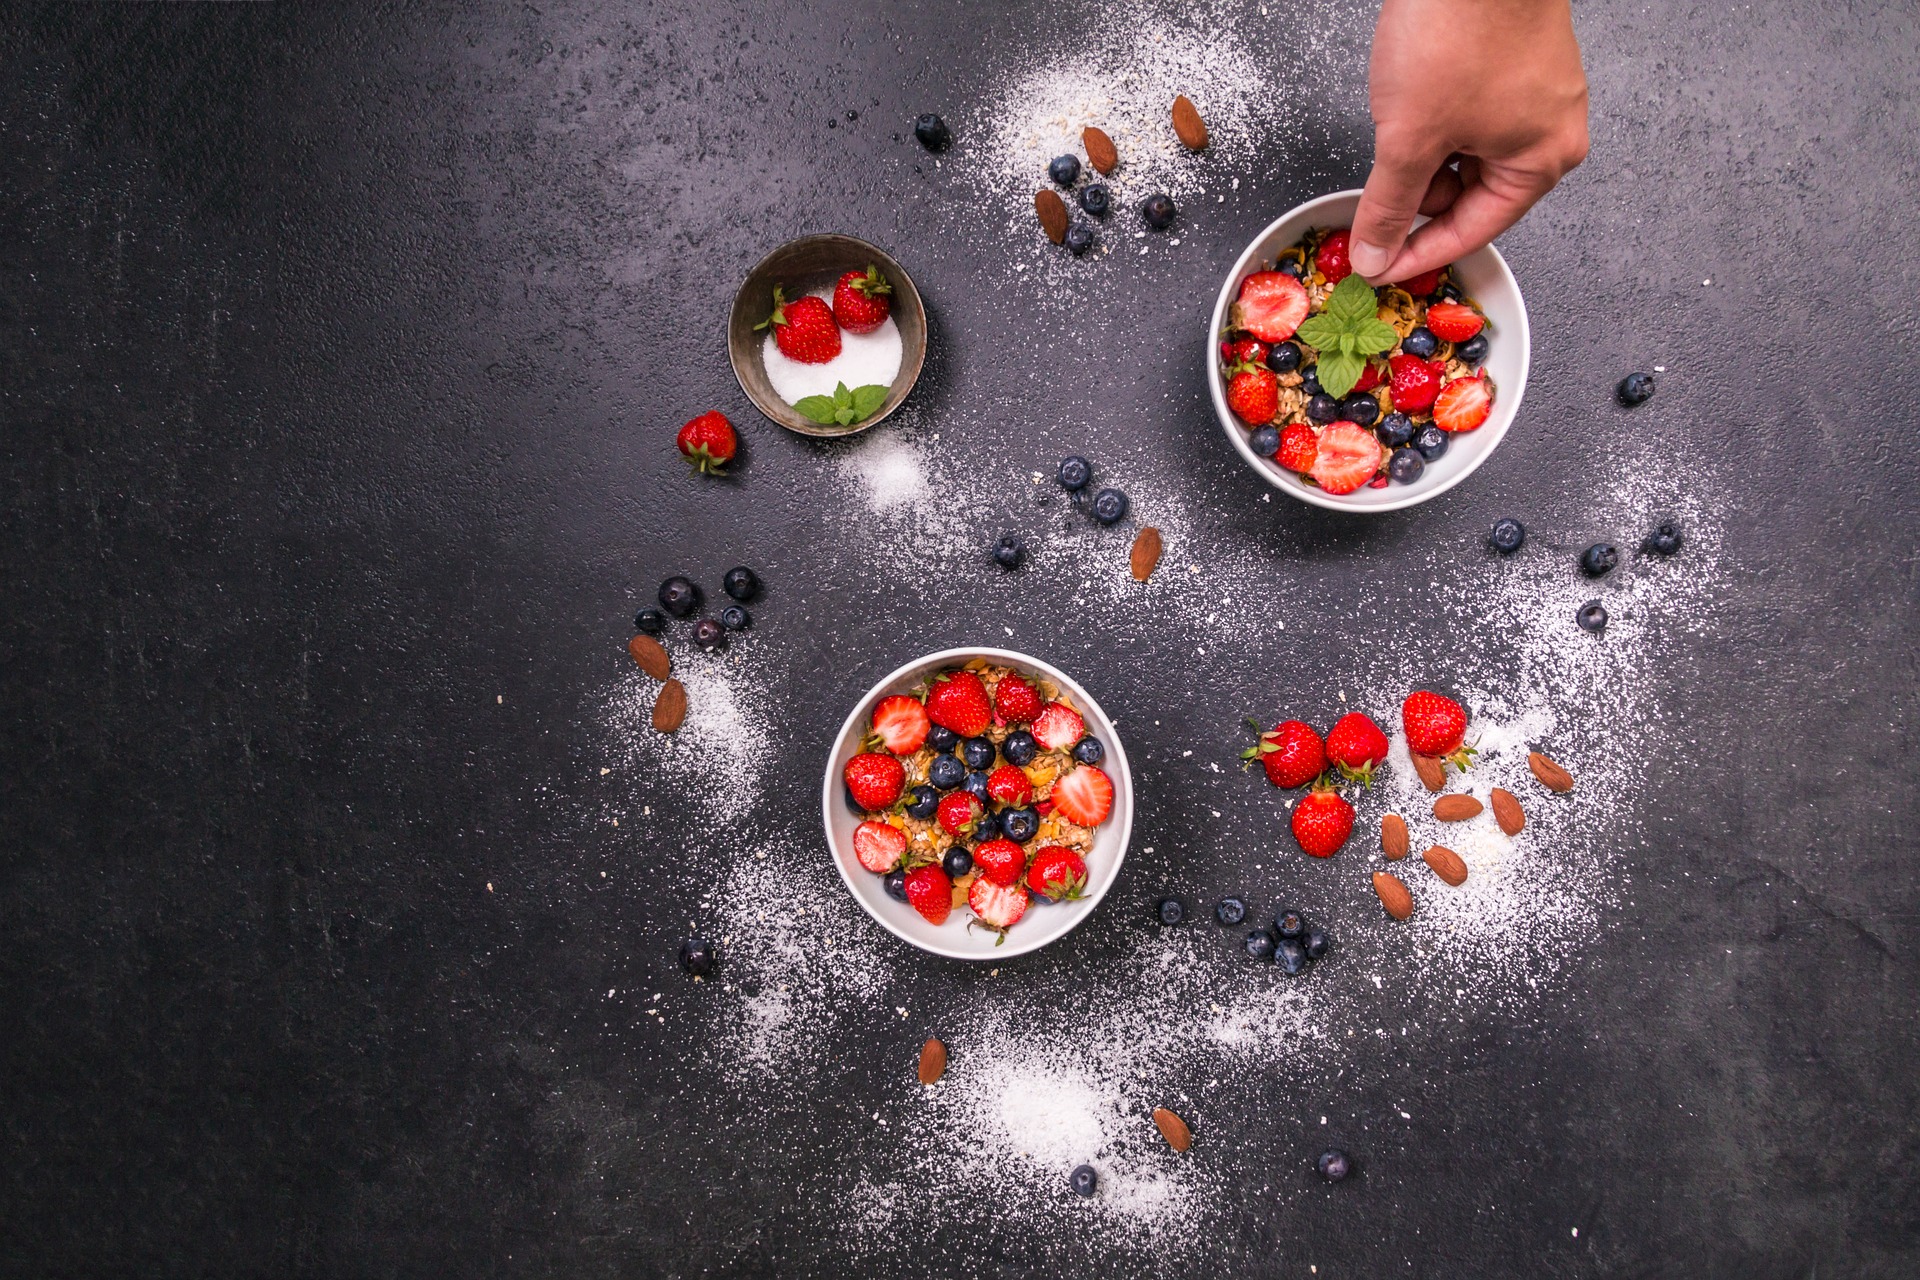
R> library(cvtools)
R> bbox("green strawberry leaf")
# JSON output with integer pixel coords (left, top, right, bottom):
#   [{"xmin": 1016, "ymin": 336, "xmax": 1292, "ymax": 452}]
[
  {"xmin": 1324, "ymin": 273, "xmax": 1379, "ymax": 325},
  {"xmin": 1317, "ymin": 349, "xmax": 1365, "ymax": 399},
  {"xmin": 1356, "ymin": 319, "xmax": 1401, "ymax": 354},
  {"xmin": 793, "ymin": 395, "xmax": 840, "ymax": 424},
  {"xmin": 850, "ymin": 384, "xmax": 890, "ymax": 417},
  {"xmin": 1295, "ymin": 313, "xmax": 1343, "ymax": 352},
  {"xmin": 833, "ymin": 382, "xmax": 853, "ymax": 409}
]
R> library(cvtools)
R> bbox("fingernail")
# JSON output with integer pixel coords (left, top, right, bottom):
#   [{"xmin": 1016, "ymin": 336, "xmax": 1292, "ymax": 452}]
[{"xmin": 1349, "ymin": 239, "xmax": 1389, "ymax": 279}]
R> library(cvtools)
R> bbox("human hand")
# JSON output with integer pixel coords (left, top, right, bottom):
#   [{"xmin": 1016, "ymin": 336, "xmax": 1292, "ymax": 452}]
[{"xmin": 1349, "ymin": 0, "xmax": 1590, "ymax": 283}]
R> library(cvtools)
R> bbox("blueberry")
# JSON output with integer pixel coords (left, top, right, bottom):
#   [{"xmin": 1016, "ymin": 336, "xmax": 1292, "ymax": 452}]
[
  {"xmin": 1064, "ymin": 225, "xmax": 1095, "ymax": 256},
  {"xmin": 1276, "ymin": 937, "xmax": 1309, "ymax": 975},
  {"xmin": 634, "ymin": 607, "xmax": 667, "ymax": 635},
  {"xmin": 1617, "ymin": 372, "xmax": 1656, "ymax": 406},
  {"xmin": 1049, "ymin": 154, "xmax": 1081, "ymax": 185},
  {"xmin": 1300, "ymin": 368, "xmax": 1322, "ymax": 396},
  {"xmin": 1339, "ymin": 395, "xmax": 1379, "ymax": 427},
  {"xmin": 913, "ymin": 113, "xmax": 951, "ymax": 152},
  {"xmin": 1245, "ymin": 929, "xmax": 1277, "ymax": 961},
  {"xmin": 929, "ymin": 754, "xmax": 966, "ymax": 791},
  {"xmin": 1091, "ymin": 488, "xmax": 1130, "ymax": 524},
  {"xmin": 1002, "ymin": 730, "xmax": 1038, "ymax": 766},
  {"xmin": 1644, "ymin": 521, "xmax": 1683, "ymax": 556},
  {"xmin": 1158, "ymin": 898, "xmax": 1185, "ymax": 925},
  {"xmin": 1265, "ymin": 342, "xmax": 1302, "ymax": 374},
  {"xmin": 1070, "ymin": 1165, "xmax": 1098, "ymax": 1197},
  {"xmin": 1489, "ymin": 518, "xmax": 1526, "ymax": 554},
  {"xmin": 963, "ymin": 771, "xmax": 991, "ymax": 804},
  {"xmin": 659, "ymin": 575, "xmax": 701, "ymax": 617},
  {"xmin": 993, "ymin": 533, "xmax": 1027, "ymax": 569},
  {"xmin": 942, "ymin": 846, "xmax": 974, "ymax": 878},
  {"xmin": 1580, "ymin": 542, "xmax": 1619, "ymax": 577},
  {"xmin": 1057, "ymin": 455, "xmax": 1093, "ymax": 491},
  {"xmin": 1274, "ymin": 908, "xmax": 1305, "ymax": 939},
  {"xmin": 1141, "ymin": 193, "xmax": 1177, "ymax": 230},
  {"xmin": 679, "ymin": 937, "xmax": 717, "ymax": 977},
  {"xmin": 1413, "ymin": 425, "xmax": 1450, "ymax": 461},
  {"xmin": 1387, "ymin": 448, "xmax": 1425, "ymax": 484},
  {"xmin": 1001, "ymin": 807, "xmax": 1039, "ymax": 843},
  {"xmin": 844, "ymin": 784, "xmax": 866, "ymax": 816},
  {"xmin": 1456, "ymin": 333, "xmax": 1489, "ymax": 365},
  {"xmin": 1249, "ymin": 425, "xmax": 1281, "ymax": 458},
  {"xmin": 1302, "ymin": 924, "xmax": 1331, "ymax": 960},
  {"xmin": 1215, "ymin": 897, "xmax": 1247, "ymax": 926},
  {"xmin": 961, "ymin": 737, "xmax": 997, "ymax": 770},
  {"xmin": 1435, "ymin": 281, "xmax": 1462, "ymax": 302},
  {"xmin": 905, "ymin": 784, "xmax": 939, "ymax": 820},
  {"xmin": 1078, "ymin": 184, "xmax": 1110, "ymax": 216},
  {"xmin": 1576, "ymin": 600, "xmax": 1609, "ymax": 633},
  {"xmin": 694, "ymin": 618, "xmax": 727, "ymax": 651},
  {"xmin": 972, "ymin": 808, "xmax": 1000, "ymax": 842},
  {"xmin": 1072, "ymin": 737, "xmax": 1105, "ymax": 765},
  {"xmin": 1375, "ymin": 412, "xmax": 1415, "ymax": 448},
  {"xmin": 1278, "ymin": 258, "xmax": 1305, "ymax": 279},
  {"xmin": 720, "ymin": 605, "xmax": 751, "ymax": 631},
  {"xmin": 1401, "ymin": 327, "xmax": 1439, "ymax": 359},
  {"xmin": 722, "ymin": 566, "xmax": 760, "ymax": 600},
  {"xmin": 928, "ymin": 725, "xmax": 959, "ymax": 754},
  {"xmin": 1317, "ymin": 1149, "xmax": 1352, "ymax": 1182},
  {"xmin": 883, "ymin": 869, "xmax": 908, "ymax": 901},
  {"xmin": 1305, "ymin": 394, "xmax": 1341, "ymax": 423}
]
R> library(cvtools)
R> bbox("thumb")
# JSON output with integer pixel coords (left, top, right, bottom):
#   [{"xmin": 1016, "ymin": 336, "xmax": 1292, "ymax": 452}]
[{"xmin": 1350, "ymin": 128, "xmax": 1446, "ymax": 280}]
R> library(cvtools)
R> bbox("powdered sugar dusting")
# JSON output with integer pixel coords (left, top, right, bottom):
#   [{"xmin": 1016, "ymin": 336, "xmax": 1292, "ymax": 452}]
[{"xmin": 599, "ymin": 648, "xmax": 774, "ymax": 823}]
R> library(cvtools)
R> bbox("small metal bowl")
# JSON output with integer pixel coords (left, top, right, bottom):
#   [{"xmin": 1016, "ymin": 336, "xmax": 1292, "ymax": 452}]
[{"xmin": 727, "ymin": 233, "xmax": 928, "ymax": 438}]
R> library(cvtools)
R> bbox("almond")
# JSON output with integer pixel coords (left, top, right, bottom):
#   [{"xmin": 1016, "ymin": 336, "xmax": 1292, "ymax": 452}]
[
  {"xmin": 1171, "ymin": 94, "xmax": 1209, "ymax": 150},
  {"xmin": 1411, "ymin": 752, "xmax": 1446, "ymax": 792},
  {"xmin": 1083, "ymin": 125, "xmax": 1118, "ymax": 174},
  {"xmin": 1433, "ymin": 794, "xmax": 1483, "ymax": 822},
  {"xmin": 1528, "ymin": 751, "xmax": 1575, "ymax": 793},
  {"xmin": 1034, "ymin": 189, "xmax": 1068, "ymax": 244},
  {"xmin": 1490, "ymin": 787, "xmax": 1526, "ymax": 836},
  {"xmin": 1422, "ymin": 844, "xmax": 1469, "ymax": 886},
  {"xmin": 917, "ymin": 1037, "xmax": 947, "ymax": 1085},
  {"xmin": 1152, "ymin": 1106, "xmax": 1193, "ymax": 1152},
  {"xmin": 1372, "ymin": 871, "xmax": 1414, "ymax": 921},
  {"xmin": 1130, "ymin": 526, "xmax": 1163, "ymax": 581},
  {"xmin": 652, "ymin": 678, "xmax": 687, "ymax": 732},
  {"xmin": 1380, "ymin": 813, "xmax": 1410, "ymax": 861},
  {"xmin": 627, "ymin": 634, "xmax": 670, "ymax": 680}
]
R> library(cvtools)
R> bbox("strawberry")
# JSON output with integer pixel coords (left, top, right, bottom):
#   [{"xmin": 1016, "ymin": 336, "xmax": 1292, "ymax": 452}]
[
  {"xmin": 1401, "ymin": 690, "xmax": 1475, "ymax": 767},
  {"xmin": 1276, "ymin": 422, "xmax": 1318, "ymax": 473},
  {"xmin": 936, "ymin": 791, "xmax": 984, "ymax": 838},
  {"xmin": 1424, "ymin": 301, "xmax": 1484, "ymax": 343},
  {"xmin": 1234, "ymin": 271, "xmax": 1310, "ymax": 343},
  {"xmin": 1394, "ymin": 267, "xmax": 1444, "ymax": 296},
  {"xmin": 1432, "ymin": 373, "xmax": 1493, "ymax": 433},
  {"xmin": 987, "ymin": 763, "xmax": 1035, "ymax": 807},
  {"xmin": 844, "ymin": 752, "xmax": 905, "ymax": 811},
  {"xmin": 1324, "ymin": 712, "xmax": 1389, "ymax": 784},
  {"xmin": 1025, "ymin": 845, "xmax": 1088, "ymax": 901},
  {"xmin": 1353, "ymin": 360, "xmax": 1384, "ymax": 393},
  {"xmin": 831, "ymin": 265, "xmax": 892, "ymax": 335},
  {"xmin": 1316, "ymin": 229, "xmax": 1352, "ymax": 283},
  {"xmin": 1224, "ymin": 337, "xmax": 1269, "ymax": 366},
  {"xmin": 758, "ymin": 285, "xmax": 841, "ymax": 364},
  {"xmin": 868, "ymin": 694, "xmax": 930, "ymax": 755},
  {"xmin": 904, "ymin": 865, "xmax": 952, "ymax": 925},
  {"xmin": 1243, "ymin": 719, "xmax": 1325, "ymax": 789},
  {"xmin": 852, "ymin": 819, "xmax": 907, "ymax": 873},
  {"xmin": 973, "ymin": 837, "xmax": 1027, "ymax": 886},
  {"xmin": 993, "ymin": 672, "xmax": 1044, "ymax": 725},
  {"xmin": 1309, "ymin": 421, "xmax": 1383, "ymax": 495},
  {"xmin": 1050, "ymin": 764, "xmax": 1113, "ymax": 827},
  {"xmin": 1227, "ymin": 366, "xmax": 1280, "ymax": 425},
  {"xmin": 1031, "ymin": 701, "xmax": 1084, "ymax": 752},
  {"xmin": 967, "ymin": 878, "xmax": 1029, "ymax": 933},
  {"xmin": 1388, "ymin": 353, "xmax": 1444, "ymax": 413},
  {"xmin": 925, "ymin": 670, "xmax": 992, "ymax": 738},
  {"xmin": 1291, "ymin": 785, "xmax": 1355, "ymax": 858},
  {"xmin": 675, "ymin": 411, "xmax": 737, "ymax": 475}
]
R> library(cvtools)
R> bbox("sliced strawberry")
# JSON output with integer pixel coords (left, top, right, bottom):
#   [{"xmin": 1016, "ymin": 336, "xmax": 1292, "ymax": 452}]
[
  {"xmin": 1234, "ymin": 271, "xmax": 1310, "ymax": 343},
  {"xmin": 936, "ymin": 790, "xmax": 983, "ymax": 838},
  {"xmin": 1025, "ymin": 845, "xmax": 1088, "ymax": 901},
  {"xmin": 993, "ymin": 672, "xmax": 1044, "ymax": 725},
  {"xmin": 925, "ymin": 669, "xmax": 992, "ymax": 738},
  {"xmin": 1031, "ymin": 702, "xmax": 1084, "ymax": 752},
  {"xmin": 868, "ymin": 694, "xmax": 929, "ymax": 755},
  {"xmin": 1394, "ymin": 268, "xmax": 1444, "ymax": 296},
  {"xmin": 1051, "ymin": 764, "xmax": 1114, "ymax": 827},
  {"xmin": 1276, "ymin": 422, "xmax": 1318, "ymax": 473},
  {"xmin": 1308, "ymin": 421, "xmax": 1383, "ymax": 495},
  {"xmin": 1388, "ymin": 353, "xmax": 1443, "ymax": 413},
  {"xmin": 1227, "ymin": 367, "xmax": 1279, "ymax": 425},
  {"xmin": 1433, "ymin": 373, "xmax": 1494, "ymax": 432},
  {"xmin": 852, "ymin": 820, "xmax": 907, "ymax": 873},
  {"xmin": 1425, "ymin": 301, "xmax": 1485, "ymax": 343},
  {"xmin": 1316, "ymin": 229, "xmax": 1352, "ymax": 283},
  {"xmin": 904, "ymin": 865, "xmax": 952, "ymax": 925},
  {"xmin": 967, "ymin": 878, "xmax": 1029, "ymax": 932},
  {"xmin": 986, "ymin": 763, "xmax": 1034, "ymax": 807},
  {"xmin": 973, "ymin": 837, "xmax": 1027, "ymax": 886}
]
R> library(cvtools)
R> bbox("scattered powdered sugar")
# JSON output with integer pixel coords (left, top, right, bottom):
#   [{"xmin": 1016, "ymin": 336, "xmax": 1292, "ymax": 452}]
[
  {"xmin": 597, "ymin": 646, "xmax": 775, "ymax": 824},
  {"xmin": 762, "ymin": 288, "xmax": 904, "ymax": 405}
]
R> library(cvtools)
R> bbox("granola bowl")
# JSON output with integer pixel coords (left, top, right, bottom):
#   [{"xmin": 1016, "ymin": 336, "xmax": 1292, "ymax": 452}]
[
  {"xmin": 1208, "ymin": 188, "xmax": 1530, "ymax": 512},
  {"xmin": 822, "ymin": 647, "xmax": 1133, "ymax": 960}
]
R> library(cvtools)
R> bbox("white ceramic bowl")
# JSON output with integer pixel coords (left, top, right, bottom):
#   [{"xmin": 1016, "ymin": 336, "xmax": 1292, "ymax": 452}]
[
  {"xmin": 1207, "ymin": 188, "xmax": 1531, "ymax": 512},
  {"xmin": 821, "ymin": 647, "xmax": 1133, "ymax": 960}
]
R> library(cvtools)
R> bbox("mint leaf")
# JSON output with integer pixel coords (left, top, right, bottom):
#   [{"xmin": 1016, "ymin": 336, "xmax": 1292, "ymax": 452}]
[
  {"xmin": 1355, "ymin": 319, "xmax": 1401, "ymax": 355},
  {"xmin": 850, "ymin": 384, "xmax": 890, "ymax": 417},
  {"xmin": 833, "ymin": 382, "xmax": 853, "ymax": 409},
  {"xmin": 1295, "ymin": 313, "xmax": 1343, "ymax": 352},
  {"xmin": 1317, "ymin": 349, "xmax": 1365, "ymax": 399},
  {"xmin": 1324, "ymin": 273, "xmax": 1380, "ymax": 325},
  {"xmin": 1338, "ymin": 332, "xmax": 1358, "ymax": 356},
  {"xmin": 793, "ymin": 395, "xmax": 839, "ymax": 424},
  {"xmin": 834, "ymin": 407, "xmax": 859, "ymax": 425}
]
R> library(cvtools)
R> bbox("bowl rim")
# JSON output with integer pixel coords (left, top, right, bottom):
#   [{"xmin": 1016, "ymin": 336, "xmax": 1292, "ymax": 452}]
[
  {"xmin": 819, "ymin": 645, "xmax": 1133, "ymax": 960},
  {"xmin": 1206, "ymin": 188, "xmax": 1531, "ymax": 513},
  {"xmin": 728, "ymin": 232, "xmax": 928, "ymax": 439}
]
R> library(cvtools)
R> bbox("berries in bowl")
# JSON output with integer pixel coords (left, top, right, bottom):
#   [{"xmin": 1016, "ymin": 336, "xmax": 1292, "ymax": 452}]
[
  {"xmin": 823, "ymin": 648, "xmax": 1132, "ymax": 959},
  {"xmin": 1208, "ymin": 189, "xmax": 1529, "ymax": 511}
]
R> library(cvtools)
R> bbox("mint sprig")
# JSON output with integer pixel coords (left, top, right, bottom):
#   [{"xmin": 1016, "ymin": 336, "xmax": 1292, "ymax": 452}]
[
  {"xmin": 793, "ymin": 381, "xmax": 890, "ymax": 427},
  {"xmin": 1294, "ymin": 274, "xmax": 1400, "ymax": 399}
]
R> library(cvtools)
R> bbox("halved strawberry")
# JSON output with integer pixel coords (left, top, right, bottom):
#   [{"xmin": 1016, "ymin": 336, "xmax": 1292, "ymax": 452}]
[
  {"xmin": 843, "ymin": 752, "xmax": 905, "ymax": 811},
  {"xmin": 925, "ymin": 669, "xmax": 992, "ymax": 738},
  {"xmin": 904, "ymin": 865, "xmax": 952, "ymax": 925},
  {"xmin": 1308, "ymin": 421, "xmax": 1383, "ymax": 495},
  {"xmin": 1388, "ymin": 353, "xmax": 1443, "ymax": 413},
  {"xmin": 1234, "ymin": 272, "xmax": 1310, "ymax": 343},
  {"xmin": 968, "ymin": 878, "xmax": 1029, "ymax": 932},
  {"xmin": 973, "ymin": 837, "xmax": 1027, "ymax": 886},
  {"xmin": 1031, "ymin": 702, "xmax": 1084, "ymax": 752},
  {"xmin": 1227, "ymin": 367, "xmax": 1279, "ymax": 425},
  {"xmin": 1276, "ymin": 422, "xmax": 1318, "ymax": 473},
  {"xmin": 1433, "ymin": 373, "xmax": 1494, "ymax": 432},
  {"xmin": 1025, "ymin": 845, "xmax": 1088, "ymax": 901},
  {"xmin": 852, "ymin": 820, "xmax": 907, "ymax": 873},
  {"xmin": 1051, "ymin": 764, "xmax": 1114, "ymax": 827},
  {"xmin": 937, "ymin": 791, "xmax": 984, "ymax": 838},
  {"xmin": 1425, "ymin": 301, "xmax": 1484, "ymax": 343},
  {"xmin": 1316, "ymin": 229, "xmax": 1352, "ymax": 283},
  {"xmin": 868, "ymin": 694, "xmax": 929, "ymax": 755},
  {"xmin": 993, "ymin": 672, "xmax": 1044, "ymax": 725},
  {"xmin": 1394, "ymin": 267, "xmax": 1444, "ymax": 296},
  {"xmin": 986, "ymin": 763, "xmax": 1034, "ymax": 807}
]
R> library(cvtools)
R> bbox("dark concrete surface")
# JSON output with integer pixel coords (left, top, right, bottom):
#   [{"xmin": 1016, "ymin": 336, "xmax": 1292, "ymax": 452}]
[{"xmin": 3, "ymin": 1, "xmax": 1918, "ymax": 1276}]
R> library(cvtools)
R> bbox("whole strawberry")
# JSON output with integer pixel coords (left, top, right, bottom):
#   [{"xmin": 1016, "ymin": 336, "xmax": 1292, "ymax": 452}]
[
  {"xmin": 1025, "ymin": 845, "xmax": 1088, "ymax": 901},
  {"xmin": 1243, "ymin": 719, "xmax": 1325, "ymax": 789},
  {"xmin": 973, "ymin": 837, "xmax": 1027, "ymax": 886},
  {"xmin": 759, "ymin": 285, "xmax": 842, "ymax": 364},
  {"xmin": 1227, "ymin": 365, "xmax": 1279, "ymax": 426},
  {"xmin": 936, "ymin": 791, "xmax": 985, "ymax": 838},
  {"xmin": 926, "ymin": 670, "xmax": 993, "ymax": 738},
  {"xmin": 1388, "ymin": 353, "xmax": 1443, "ymax": 414},
  {"xmin": 986, "ymin": 763, "xmax": 1034, "ymax": 807},
  {"xmin": 844, "ymin": 752, "xmax": 905, "ymax": 811},
  {"xmin": 1316, "ymin": 229, "xmax": 1353, "ymax": 283},
  {"xmin": 1276, "ymin": 422, "xmax": 1318, "ymax": 474},
  {"xmin": 1291, "ymin": 785, "xmax": 1354, "ymax": 858},
  {"xmin": 676, "ymin": 411, "xmax": 737, "ymax": 475},
  {"xmin": 1325, "ymin": 712, "xmax": 1389, "ymax": 785},
  {"xmin": 904, "ymin": 865, "xmax": 952, "ymax": 925},
  {"xmin": 1401, "ymin": 690, "xmax": 1476, "ymax": 769},
  {"xmin": 831, "ymin": 265, "xmax": 892, "ymax": 335},
  {"xmin": 993, "ymin": 672, "xmax": 1044, "ymax": 725}
]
